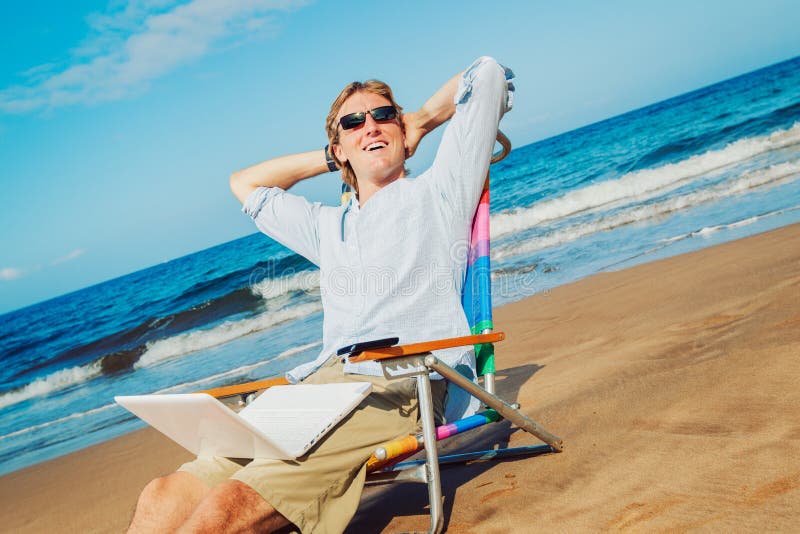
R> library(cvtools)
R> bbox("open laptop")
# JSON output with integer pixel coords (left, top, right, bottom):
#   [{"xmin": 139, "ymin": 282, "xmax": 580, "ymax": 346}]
[{"xmin": 115, "ymin": 382, "xmax": 372, "ymax": 460}]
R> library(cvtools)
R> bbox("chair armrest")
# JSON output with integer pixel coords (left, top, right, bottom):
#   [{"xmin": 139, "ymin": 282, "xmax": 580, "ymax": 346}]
[
  {"xmin": 199, "ymin": 376, "xmax": 290, "ymax": 399},
  {"xmin": 348, "ymin": 332, "xmax": 504, "ymax": 363}
]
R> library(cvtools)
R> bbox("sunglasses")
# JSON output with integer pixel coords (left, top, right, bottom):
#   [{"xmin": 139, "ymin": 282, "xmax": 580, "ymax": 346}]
[{"xmin": 339, "ymin": 105, "xmax": 398, "ymax": 130}]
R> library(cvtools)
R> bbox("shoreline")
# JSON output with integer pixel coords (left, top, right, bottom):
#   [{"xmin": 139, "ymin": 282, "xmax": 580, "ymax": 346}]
[{"xmin": 3, "ymin": 223, "xmax": 799, "ymax": 532}]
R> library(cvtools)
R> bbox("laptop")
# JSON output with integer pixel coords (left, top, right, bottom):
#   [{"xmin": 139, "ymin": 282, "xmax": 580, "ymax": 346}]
[{"xmin": 115, "ymin": 382, "xmax": 372, "ymax": 460}]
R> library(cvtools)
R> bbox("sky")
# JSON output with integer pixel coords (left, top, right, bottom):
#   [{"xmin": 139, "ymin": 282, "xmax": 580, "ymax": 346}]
[{"xmin": 1, "ymin": 0, "xmax": 799, "ymax": 314}]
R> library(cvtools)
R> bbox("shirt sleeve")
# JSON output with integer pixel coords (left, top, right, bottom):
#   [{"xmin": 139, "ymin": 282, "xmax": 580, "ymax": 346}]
[
  {"xmin": 424, "ymin": 56, "xmax": 515, "ymax": 219},
  {"xmin": 242, "ymin": 186, "xmax": 322, "ymax": 266}
]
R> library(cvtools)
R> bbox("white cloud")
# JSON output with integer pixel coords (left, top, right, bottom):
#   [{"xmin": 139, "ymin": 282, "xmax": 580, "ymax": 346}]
[
  {"xmin": 0, "ymin": 249, "xmax": 85, "ymax": 281},
  {"xmin": 0, "ymin": 268, "xmax": 24, "ymax": 281},
  {"xmin": 51, "ymin": 248, "xmax": 87, "ymax": 265},
  {"xmin": 0, "ymin": 0, "xmax": 308, "ymax": 113}
]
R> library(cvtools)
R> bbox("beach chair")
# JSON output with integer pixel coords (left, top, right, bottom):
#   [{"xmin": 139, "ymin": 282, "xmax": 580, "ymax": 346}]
[{"xmin": 203, "ymin": 131, "xmax": 563, "ymax": 533}]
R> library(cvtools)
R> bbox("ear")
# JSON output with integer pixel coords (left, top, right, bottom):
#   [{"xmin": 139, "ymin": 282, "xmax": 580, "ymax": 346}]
[{"xmin": 333, "ymin": 143, "xmax": 347, "ymax": 163}]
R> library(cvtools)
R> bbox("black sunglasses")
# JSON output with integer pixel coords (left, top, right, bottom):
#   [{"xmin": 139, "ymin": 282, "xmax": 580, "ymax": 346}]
[{"xmin": 339, "ymin": 105, "xmax": 398, "ymax": 130}]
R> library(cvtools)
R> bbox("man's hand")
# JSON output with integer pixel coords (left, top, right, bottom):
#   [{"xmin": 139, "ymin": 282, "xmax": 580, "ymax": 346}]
[
  {"xmin": 402, "ymin": 71, "xmax": 461, "ymax": 159},
  {"xmin": 402, "ymin": 111, "xmax": 426, "ymax": 159}
]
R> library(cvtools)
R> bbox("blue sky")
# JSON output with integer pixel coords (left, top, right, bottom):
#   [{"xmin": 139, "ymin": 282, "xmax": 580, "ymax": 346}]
[{"xmin": 1, "ymin": 0, "xmax": 799, "ymax": 314}]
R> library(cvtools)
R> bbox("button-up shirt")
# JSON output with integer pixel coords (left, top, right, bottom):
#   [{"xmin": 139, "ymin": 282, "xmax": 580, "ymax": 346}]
[{"xmin": 243, "ymin": 57, "xmax": 514, "ymax": 419}]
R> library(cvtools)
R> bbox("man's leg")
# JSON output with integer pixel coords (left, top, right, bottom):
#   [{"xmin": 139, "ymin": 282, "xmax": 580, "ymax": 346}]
[
  {"xmin": 129, "ymin": 472, "xmax": 291, "ymax": 533},
  {"xmin": 177, "ymin": 480, "xmax": 291, "ymax": 533},
  {"xmin": 127, "ymin": 472, "xmax": 210, "ymax": 533}
]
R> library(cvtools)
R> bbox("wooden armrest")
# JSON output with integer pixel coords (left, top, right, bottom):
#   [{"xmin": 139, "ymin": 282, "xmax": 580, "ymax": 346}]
[
  {"xmin": 199, "ymin": 376, "xmax": 290, "ymax": 399},
  {"xmin": 200, "ymin": 332, "xmax": 505, "ymax": 396},
  {"xmin": 348, "ymin": 332, "xmax": 504, "ymax": 363}
]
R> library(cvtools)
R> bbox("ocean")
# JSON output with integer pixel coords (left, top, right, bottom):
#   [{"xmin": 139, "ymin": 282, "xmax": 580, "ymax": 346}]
[{"xmin": 1, "ymin": 56, "xmax": 799, "ymax": 476}]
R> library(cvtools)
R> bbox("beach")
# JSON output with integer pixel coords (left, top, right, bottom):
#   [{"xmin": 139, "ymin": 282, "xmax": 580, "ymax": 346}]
[{"xmin": 1, "ymin": 223, "xmax": 798, "ymax": 532}]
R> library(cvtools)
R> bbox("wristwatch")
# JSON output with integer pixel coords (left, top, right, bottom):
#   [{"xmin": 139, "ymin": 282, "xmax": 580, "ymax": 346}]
[{"xmin": 324, "ymin": 145, "xmax": 337, "ymax": 172}]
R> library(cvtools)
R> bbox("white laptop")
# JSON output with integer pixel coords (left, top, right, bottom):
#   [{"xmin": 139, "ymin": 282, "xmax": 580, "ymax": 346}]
[{"xmin": 115, "ymin": 382, "xmax": 372, "ymax": 460}]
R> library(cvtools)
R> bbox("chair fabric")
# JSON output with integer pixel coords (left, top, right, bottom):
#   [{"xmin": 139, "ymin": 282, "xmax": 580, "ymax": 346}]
[{"xmin": 462, "ymin": 182, "xmax": 496, "ymax": 377}]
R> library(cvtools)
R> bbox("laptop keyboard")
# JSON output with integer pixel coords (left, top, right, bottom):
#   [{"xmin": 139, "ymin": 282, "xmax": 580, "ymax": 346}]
[{"xmin": 242, "ymin": 409, "xmax": 338, "ymax": 453}]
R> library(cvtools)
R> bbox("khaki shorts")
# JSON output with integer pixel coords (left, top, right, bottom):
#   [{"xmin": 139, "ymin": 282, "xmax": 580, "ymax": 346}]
[{"xmin": 179, "ymin": 355, "xmax": 447, "ymax": 534}]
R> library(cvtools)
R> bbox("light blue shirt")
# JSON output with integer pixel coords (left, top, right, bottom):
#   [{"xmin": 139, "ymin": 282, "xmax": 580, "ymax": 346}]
[{"xmin": 243, "ymin": 57, "xmax": 514, "ymax": 419}]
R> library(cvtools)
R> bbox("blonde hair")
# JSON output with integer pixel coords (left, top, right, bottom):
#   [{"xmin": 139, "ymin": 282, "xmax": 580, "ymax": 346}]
[{"xmin": 325, "ymin": 80, "xmax": 404, "ymax": 193}]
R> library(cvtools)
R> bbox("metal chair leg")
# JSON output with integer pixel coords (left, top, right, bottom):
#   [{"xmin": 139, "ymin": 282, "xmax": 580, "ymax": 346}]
[
  {"xmin": 416, "ymin": 372, "xmax": 444, "ymax": 534},
  {"xmin": 426, "ymin": 355, "xmax": 564, "ymax": 452},
  {"xmin": 482, "ymin": 372, "xmax": 496, "ymax": 395}
]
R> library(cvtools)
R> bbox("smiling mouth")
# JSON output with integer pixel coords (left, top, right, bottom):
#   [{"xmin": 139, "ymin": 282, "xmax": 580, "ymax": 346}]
[{"xmin": 365, "ymin": 142, "xmax": 387, "ymax": 151}]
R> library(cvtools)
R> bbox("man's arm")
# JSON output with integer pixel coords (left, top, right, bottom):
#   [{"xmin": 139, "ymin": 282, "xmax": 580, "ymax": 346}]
[
  {"xmin": 403, "ymin": 72, "xmax": 462, "ymax": 158},
  {"xmin": 424, "ymin": 57, "xmax": 513, "ymax": 218},
  {"xmin": 229, "ymin": 149, "xmax": 330, "ymax": 205}
]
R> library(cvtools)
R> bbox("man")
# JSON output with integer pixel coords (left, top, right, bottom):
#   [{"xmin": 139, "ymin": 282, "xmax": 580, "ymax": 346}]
[{"xmin": 128, "ymin": 56, "xmax": 513, "ymax": 533}]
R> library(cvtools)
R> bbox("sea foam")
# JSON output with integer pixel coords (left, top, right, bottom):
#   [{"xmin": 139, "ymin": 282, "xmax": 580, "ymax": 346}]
[
  {"xmin": 0, "ymin": 402, "xmax": 116, "ymax": 441},
  {"xmin": 660, "ymin": 205, "xmax": 800, "ymax": 244},
  {"xmin": 494, "ymin": 159, "xmax": 800, "ymax": 259},
  {"xmin": 134, "ymin": 301, "xmax": 322, "ymax": 369},
  {"xmin": 0, "ymin": 360, "xmax": 103, "ymax": 411},
  {"xmin": 250, "ymin": 270, "xmax": 320, "ymax": 300},
  {"xmin": 154, "ymin": 341, "xmax": 322, "ymax": 394}
]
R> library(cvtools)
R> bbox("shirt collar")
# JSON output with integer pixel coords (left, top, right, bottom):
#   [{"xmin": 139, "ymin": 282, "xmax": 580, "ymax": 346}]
[{"xmin": 340, "ymin": 192, "xmax": 359, "ymax": 241}]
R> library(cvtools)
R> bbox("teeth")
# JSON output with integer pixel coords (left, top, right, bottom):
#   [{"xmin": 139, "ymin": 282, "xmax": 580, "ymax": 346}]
[{"xmin": 366, "ymin": 142, "xmax": 387, "ymax": 151}]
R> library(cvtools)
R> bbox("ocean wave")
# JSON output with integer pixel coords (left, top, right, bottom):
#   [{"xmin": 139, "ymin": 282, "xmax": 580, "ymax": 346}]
[
  {"xmin": 0, "ymin": 303, "xmax": 322, "ymax": 410},
  {"xmin": 630, "ymin": 132, "xmax": 705, "ymax": 170},
  {"xmin": 0, "ymin": 340, "xmax": 325, "ymax": 443},
  {"xmin": 495, "ymin": 160, "xmax": 800, "ymax": 259},
  {"xmin": 0, "ymin": 360, "xmax": 103, "ymax": 411},
  {"xmin": 13, "ymin": 260, "xmax": 317, "ymax": 387},
  {"xmin": 134, "ymin": 302, "xmax": 323, "ymax": 369},
  {"xmin": 491, "ymin": 122, "xmax": 800, "ymax": 239},
  {"xmin": 154, "ymin": 341, "xmax": 322, "ymax": 394},
  {"xmin": 0, "ymin": 403, "xmax": 117, "ymax": 442},
  {"xmin": 171, "ymin": 252, "xmax": 314, "ymax": 310},
  {"xmin": 769, "ymin": 100, "xmax": 800, "ymax": 121},
  {"xmin": 42, "ymin": 275, "xmax": 307, "ymax": 374},
  {"xmin": 250, "ymin": 270, "xmax": 320, "ymax": 300},
  {"xmin": 660, "ymin": 205, "xmax": 800, "ymax": 244}
]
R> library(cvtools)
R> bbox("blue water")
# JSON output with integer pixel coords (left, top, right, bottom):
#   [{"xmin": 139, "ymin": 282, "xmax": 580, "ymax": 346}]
[{"xmin": 1, "ymin": 56, "xmax": 799, "ymax": 476}]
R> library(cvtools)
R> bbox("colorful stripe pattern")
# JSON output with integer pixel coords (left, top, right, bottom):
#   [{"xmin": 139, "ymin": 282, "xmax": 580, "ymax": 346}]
[
  {"xmin": 367, "ymin": 410, "xmax": 501, "ymax": 469},
  {"xmin": 436, "ymin": 407, "xmax": 501, "ymax": 439},
  {"xmin": 461, "ymin": 182, "xmax": 495, "ymax": 376}
]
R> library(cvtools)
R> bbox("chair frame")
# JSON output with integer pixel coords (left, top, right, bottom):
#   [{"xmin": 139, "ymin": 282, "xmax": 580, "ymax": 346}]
[{"xmin": 350, "ymin": 333, "xmax": 563, "ymax": 533}]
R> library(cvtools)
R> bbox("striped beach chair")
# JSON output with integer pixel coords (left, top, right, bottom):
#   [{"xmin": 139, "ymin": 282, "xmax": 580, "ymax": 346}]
[{"xmin": 204, "ymin": 132, "xmax": 563, "ymax": 533}]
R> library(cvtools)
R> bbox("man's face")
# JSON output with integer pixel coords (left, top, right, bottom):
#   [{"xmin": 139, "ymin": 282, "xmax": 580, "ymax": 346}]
[{"xmin": 333, "ymin": 91, "xmax": 406, "ymax": 187}]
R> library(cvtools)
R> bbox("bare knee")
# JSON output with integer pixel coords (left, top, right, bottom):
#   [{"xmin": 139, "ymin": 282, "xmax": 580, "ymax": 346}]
[
  {"xmin": 139, "ymin": 474, "xmax": 171, "ymax": 503},
  {"xmin": 129, "ymin": 472, "xmax": 209, "ymax": 533},
  {"xmin": 180, "ymin": 480, "xmax": 289, "ymax": 533},
  {"xmin": 139, "ymin": 472, "xmax": 204, "ymax": 508}
]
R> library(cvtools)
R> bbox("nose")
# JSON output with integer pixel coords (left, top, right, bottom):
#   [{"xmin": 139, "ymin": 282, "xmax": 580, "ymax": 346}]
[{"xmin": 363, "ymin": 112, "xmax": 381, "ymax": 134}]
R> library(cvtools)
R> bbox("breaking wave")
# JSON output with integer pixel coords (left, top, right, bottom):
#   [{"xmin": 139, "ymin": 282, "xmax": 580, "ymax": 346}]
[
  {"xmin": 134, "ymin": 302, "xmax": 323, "ymax": 369},
  {"xmin": 491, "ymin": 123, "xmax": 800, "ymax": 239},
  {"xmin": 0, "ymin": 341, "xmax": 324, "ymax": 442},
  {"xmin": 0, "ymin": 302, "xmax": 323, "ymax": 411},
  {"xmin": 250, "ymin": 270, "xmax": 320, "ymax": 300},
  {"xmin": 154, "ymin": 341, "xmax": 323, "ymax": 394},
  {"xmin": 495, "ymin": 160, "xmax": 800, "ymax": 259},
  {"xmin": 660, "ymin": 205, "xmax": 800, "ymax": 244},
  {"xmin": 0, "ymin": 361, "xmax": 103, "ymax": 411},
  {"xmin": 0, "ymin": 403, "xmax": 117, "ymax": 441}
]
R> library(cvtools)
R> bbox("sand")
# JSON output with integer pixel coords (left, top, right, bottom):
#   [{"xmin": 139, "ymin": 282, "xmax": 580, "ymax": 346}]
[{"xmin": 2, "ymin": 224, "xmax": 799, "ymax": 533}]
